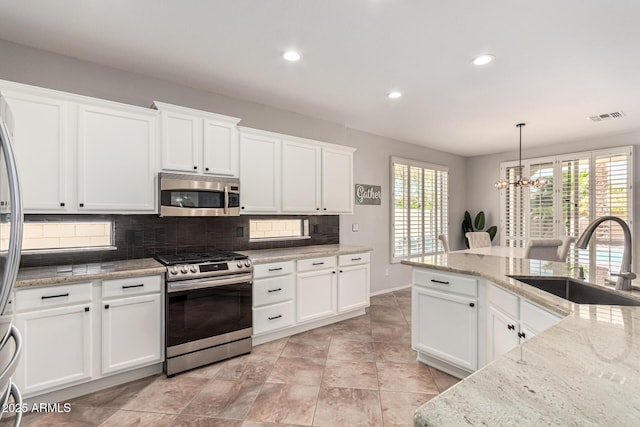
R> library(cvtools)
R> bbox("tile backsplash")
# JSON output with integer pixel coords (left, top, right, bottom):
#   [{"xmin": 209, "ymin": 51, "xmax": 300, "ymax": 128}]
[{"xmin": 20, "ymin": 214, "xmax": 339, "ymax": 268}]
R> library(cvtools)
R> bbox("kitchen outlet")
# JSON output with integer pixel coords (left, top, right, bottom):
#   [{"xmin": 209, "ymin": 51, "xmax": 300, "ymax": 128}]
[
  {"xmin": 352, "ymin": 223, "xmax": 359, "ymax": 232},
  {"xmin": 385, "ymin": 268, "xmax": 389, "ymax": 276}
]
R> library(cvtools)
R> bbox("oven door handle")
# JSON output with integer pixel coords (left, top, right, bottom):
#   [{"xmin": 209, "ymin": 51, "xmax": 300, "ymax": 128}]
[
  {"xmin": 224, "ymin": 186, "xmax": 229, "ymax": 215},
  {"xmin": 167, "ymin": 273, "xmax": 253, "ymax": 293}
]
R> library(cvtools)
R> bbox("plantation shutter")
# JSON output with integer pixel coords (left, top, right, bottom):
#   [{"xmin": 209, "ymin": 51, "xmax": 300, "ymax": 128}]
[
  {"xmin": 560, "ymin": 156, "xmax": 590, "ymax": 267},
  {"xmin": 528, "ymin": 161, "xmax": 555, "ymax": 238},
  {"xmin": 391, "ymin": 157, "xmax": 448, "ymax": 262},
  {"xmin": 502, "ymin": 165, "xmax": 526, "ymax": 248}
]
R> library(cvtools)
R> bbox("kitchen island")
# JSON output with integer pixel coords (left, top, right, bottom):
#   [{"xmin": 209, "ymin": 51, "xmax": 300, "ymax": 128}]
[{"xmin": 403, "ymin": 253, "xmax": 640, "ymax": 426}]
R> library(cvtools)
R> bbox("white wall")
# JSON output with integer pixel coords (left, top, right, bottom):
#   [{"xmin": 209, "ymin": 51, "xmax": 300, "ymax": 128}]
[
  {"xmin": 0, "ymin": 39, "xmax": 467, "ymax": 293},
  {"xmin": 466, "ymin": 130, "xmax": 640, "ymax": 272}
]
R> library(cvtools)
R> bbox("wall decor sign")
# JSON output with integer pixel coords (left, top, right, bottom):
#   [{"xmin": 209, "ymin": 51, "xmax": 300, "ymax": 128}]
[{"xmin": 355, "ymin": 184, "xmax": 382, "ymax": 205}]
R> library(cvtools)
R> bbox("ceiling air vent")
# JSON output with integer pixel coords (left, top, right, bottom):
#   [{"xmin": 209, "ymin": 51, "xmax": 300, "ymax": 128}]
[{"xmin": 588, "ymin": 111, "xmax": 626, "ymax": 122}]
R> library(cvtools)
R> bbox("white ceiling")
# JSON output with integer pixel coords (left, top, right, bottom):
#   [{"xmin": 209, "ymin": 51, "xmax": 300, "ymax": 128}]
[{"xmin": 0, "ymin": 0, "xmax": 639, "ymax": 157}]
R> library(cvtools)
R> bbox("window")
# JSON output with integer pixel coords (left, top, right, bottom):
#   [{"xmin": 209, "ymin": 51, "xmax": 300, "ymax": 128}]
[
  {"xmin": 500, "ymin": 146, "xmax": 633, "ymax": 281},
  {"xmin": 1, "ymin": 221, "xmax": 114, "ymax": 252},
  {"xmin": 391, "ymin": 157, "xmax": 448, "ymax": 262},
  {"xmin": 249, "ymin": 219, "xmax": 309, "ymax": 241}
]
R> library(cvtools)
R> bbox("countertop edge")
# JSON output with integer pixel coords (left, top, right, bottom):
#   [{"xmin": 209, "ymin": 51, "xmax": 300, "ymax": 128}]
[{"xmin": 239, "ymin": 244, "xmax": 374, "ymax": 264}]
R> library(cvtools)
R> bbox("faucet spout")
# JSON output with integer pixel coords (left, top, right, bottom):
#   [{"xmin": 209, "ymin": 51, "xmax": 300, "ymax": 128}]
[{"xmin": 575, "ymin": 216, "xmax": 636, "ymax": 290}]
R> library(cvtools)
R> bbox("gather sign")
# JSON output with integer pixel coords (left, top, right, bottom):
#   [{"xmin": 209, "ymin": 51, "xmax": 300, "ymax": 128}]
[{"xmin": 355, "ymin": 184, "xmax": 382, "ymax": 205}]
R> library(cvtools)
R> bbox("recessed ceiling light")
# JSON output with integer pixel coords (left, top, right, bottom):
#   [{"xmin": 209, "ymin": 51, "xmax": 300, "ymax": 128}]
[
  {"xmin": 282, "ymin": 50, "xmax": 301, "ymax": 62},
  {"xmin": 388, "ymin": 91, "xmax": 402, "ymax": 99},
  {"xmin": 473, "ymin": 54, "xmax": 495, "ymax": 66}
]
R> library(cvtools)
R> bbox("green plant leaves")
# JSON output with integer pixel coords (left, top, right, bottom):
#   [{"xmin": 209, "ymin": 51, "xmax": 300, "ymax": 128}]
[
  {"xmin": 486, "ymin": 225, "xmax": 497, "ymax": 240},
  {"xmin": 474, "ymin": 211, "xmax": 485, "ymax": 230}
]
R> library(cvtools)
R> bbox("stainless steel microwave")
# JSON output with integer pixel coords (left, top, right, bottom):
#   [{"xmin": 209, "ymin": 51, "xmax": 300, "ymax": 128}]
[{"xmin": 158, "ymin": 173, "xmax": 240, "ymax": 217}]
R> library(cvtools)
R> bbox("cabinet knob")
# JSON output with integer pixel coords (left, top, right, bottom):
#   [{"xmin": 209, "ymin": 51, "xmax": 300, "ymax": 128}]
[
  {"xmin": 507, "ymin": 324, "xmax": 515, "ymax": 330},
  {"xmin": 205, "ymin": 167, "xmax": 209, "ymax": 171},
  {"xmin": 241, "ymin": 206, "xmax": 245, "ymax": 210},
  {"xmin": 105, "ymin": 304, "xmax": 110, "ymax": 310},
  {"xmin": 84, "ymin": 307, "xmax": 90, "ymax": 312},
  {"xmin": 79, "ymin": 203, "xmax": 84, "ymax": 208},
  {"xmin": 193, "ymin": 166, "xmax": 197, "ymax": 170},
  {"xmin": 316, "ymin": 208, "xmax": 320, "ymax": 211},
  {"xmin": 518, "ymin": 332, "xmax": 526, "ymax": 339},
  {"xmin": 332, "ymin": 271, "xmax": 336, "ymax": 274},
  {"xmin": 323, "ymin": 208, "xmax": 327, "ymax": 211},
  {"xmin": 339, "ymin": 269, "xmax": 343, "ymax": 273},
  {"xmin": 60, "ymin": 202, "xmax": 65, "ymax": 207},
  {"xmin": 469, "ymin": 302, "xmax": 475, "ymax": 307}
]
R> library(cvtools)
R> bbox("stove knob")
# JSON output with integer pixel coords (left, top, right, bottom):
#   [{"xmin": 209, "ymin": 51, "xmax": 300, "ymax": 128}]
[
  {"xmin": 170, "ymin": 267, "xmax": 179, "ymax": 275},
  {"xmin": 180, "ymin": 266, "xmax": 188, "ymax": 274},
  {"xmin": 190, "ymin": 265, "xmax": 198, "ymax": 273},
  {"xmin": 244, "ymin": 260, "xmax": 251, "ymax": 267},
  {"xmin": 237, "ymin": 261, "xmax": 243, "ymax": 268}
]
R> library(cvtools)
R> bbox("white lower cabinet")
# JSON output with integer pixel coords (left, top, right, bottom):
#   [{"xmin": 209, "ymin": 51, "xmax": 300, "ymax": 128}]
[
  {"xmin": 252, "ymin": 252, "xmax": 370, "ymax": 342},
  {"xmin": 14, "ymin": 274, "xmax": 164, "ymax": 398},
  {"xmin": 296, "ymin": 269, "xmax": 337, "ymax": 323},
  {"xmin": 101, "ymin": 293, "xmax": 162, "ymax": 375},
  {"xmin": 15, "ymin": 302, "xmax": 93, "ymax": 396},
  {"xmin": 487, "ymin": 283, "xmax": 562, "ymax": 363},
  {"xmin": 412, "ymin": 285, "xmax": 478, "ymax": 373}
]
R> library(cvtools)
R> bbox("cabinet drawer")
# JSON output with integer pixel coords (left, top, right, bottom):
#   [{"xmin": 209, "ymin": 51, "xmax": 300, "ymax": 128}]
[
  {"xmin": 413, "ymin": 270, "xmax": 477, "ymax": 297},
  {"xmin": 297, "ymin": 256, "xmax": 336, "ymax": 272},
  {"xmin": 15, "ymin": 282, "xmax": 92, "ymax": 312},
  {"xmin": 338, "ymin": 252, "xmax": 370, "ymax": 266},
  {"xmin": 253, "ymin": 301, "xmax": 294, "ymax": 335},
  {"xmin": 254, "ymin": 261, "xmax": 295, "ymax": 279},
  {"xmin": 102, "ymin": 275, "xmax": 162, "ymax": 299},
  {"xmin": 254, "ymin": 275, "xmax": 294, "ymax": 307},
  {"xmin": 488, "ymin": 284, "xmax": 518, "ymax": 318},
  {"xmin": 520, "ymin": 300, "xmax": 562, "ymax": 335}
]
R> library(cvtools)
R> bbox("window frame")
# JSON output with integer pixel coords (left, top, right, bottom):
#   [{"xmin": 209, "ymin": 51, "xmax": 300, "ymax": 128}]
[
  {"xmin": 390, "ymin": 156, "xmax": 449, "ymax": 263},
  {"xmin": 499, "ymin": 145, "xmax": 633, "ymax": 279}
]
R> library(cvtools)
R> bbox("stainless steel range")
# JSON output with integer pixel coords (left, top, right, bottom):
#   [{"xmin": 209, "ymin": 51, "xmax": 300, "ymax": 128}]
[{"xmin": 156, "ymin": 251, "xmax": 253, "ymax": 376}]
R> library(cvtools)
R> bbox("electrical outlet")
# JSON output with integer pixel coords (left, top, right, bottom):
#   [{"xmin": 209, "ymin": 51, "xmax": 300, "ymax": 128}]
[
  {"xmin": 352, "ymin": 223, "xmax": 359, "ymax": 232},
  {"xmin": 385, "ymin": 268, "xmax": 389, "ymax": 276}
]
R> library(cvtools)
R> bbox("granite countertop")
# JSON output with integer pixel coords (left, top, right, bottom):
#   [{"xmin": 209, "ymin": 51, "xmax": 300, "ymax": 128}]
[
  {"xmin": 239, "ymin": 244, "xmax": 373, "ymax": 264},
  {"xmin": 403, "ymin": 253, "xmax": 640, "ymax": 426},
  {"xmin": 16, "ymin": 258, "xmax": 166, "ymax": 288}
]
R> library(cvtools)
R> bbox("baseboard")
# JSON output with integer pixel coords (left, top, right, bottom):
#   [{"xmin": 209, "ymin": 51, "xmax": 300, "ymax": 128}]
[
  {"xmin": 370, "ymin": 284, "xmax": 411, "ymax": 296},
  {"xmin": 415, "ymin": 352, "xmax": 471, "ymax": 380}
]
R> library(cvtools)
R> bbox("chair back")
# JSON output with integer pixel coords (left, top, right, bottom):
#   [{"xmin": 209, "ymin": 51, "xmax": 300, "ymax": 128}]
[
  {"xmin": 438, "ymin": 234, "xmax": 450, "ymax": 253},
  {"xmin": 524, "ymin": 239, "xmax": 562, "ymax": 261},
  {"xmin": 556, "ymin": 236, "xmax": 576, "ymax": 262},
  {"xmin": 465, "ymin": 232, "xmax": 492, "ymax": 249}
]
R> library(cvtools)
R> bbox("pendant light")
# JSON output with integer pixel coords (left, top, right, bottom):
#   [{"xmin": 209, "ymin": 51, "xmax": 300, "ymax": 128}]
[{"xmin": 494, "ymin": 123, "xmax": 547, "ymax": 189}]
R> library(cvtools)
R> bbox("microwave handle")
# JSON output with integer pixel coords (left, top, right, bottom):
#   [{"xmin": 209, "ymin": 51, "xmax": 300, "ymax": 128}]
[{"xmin": 224, "ymin": 186, "xmax": 228, "ymax": 215}]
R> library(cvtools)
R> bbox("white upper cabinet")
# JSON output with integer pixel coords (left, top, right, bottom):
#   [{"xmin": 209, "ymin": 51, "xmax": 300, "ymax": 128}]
[
  {"xmin": 239, "ymin": 127, "xmax": 355, "ymax": 215},
  {"xmin": 0, "ymin": 80, "xmax": 158, "ymax": 214},
  {"xmin": 322, "ymin": 147, "xmax": 354, "ymax": 213},
  {"xmin": 154, "ymin": 102, "xmax": 240, "ymax": 177},
  {"xmin": 1, "ymin": 89, "xmax": 69, "ymax": 211},
  {"xmin": 77, "ymin": 103, "xmax": 156, "ymax": 212},
  {"xmin": 281, "ymin": 139, "xmax": 321, "ymax": 213},
  {"xmin": 239, "ymin": 130, "xmax": 281, "ymax": 213}
]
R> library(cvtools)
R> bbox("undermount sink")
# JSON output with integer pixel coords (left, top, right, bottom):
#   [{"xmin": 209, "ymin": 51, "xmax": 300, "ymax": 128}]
[{"xmin": 509, "ymin": 276, "xmax": 640, "ymax": 306}]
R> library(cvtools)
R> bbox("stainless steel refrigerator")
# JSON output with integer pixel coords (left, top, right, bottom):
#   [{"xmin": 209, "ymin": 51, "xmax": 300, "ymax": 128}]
[{"xmin": 0, "ymin": 94, "xmax": 24, "ymax": 425}]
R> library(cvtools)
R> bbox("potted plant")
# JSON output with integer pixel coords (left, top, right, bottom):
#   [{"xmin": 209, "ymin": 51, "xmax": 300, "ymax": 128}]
[{"xmin": 462, "ymin": 211, "xmax": 497, "ymax": 248}]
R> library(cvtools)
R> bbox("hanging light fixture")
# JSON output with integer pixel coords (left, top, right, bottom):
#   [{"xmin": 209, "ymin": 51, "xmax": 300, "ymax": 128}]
[{"xmin": 494, "ymin": 123, "xmax": 547, "ymax": 189}]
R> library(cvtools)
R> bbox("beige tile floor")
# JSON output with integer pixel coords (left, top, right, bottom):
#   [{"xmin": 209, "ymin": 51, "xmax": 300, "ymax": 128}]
[{"xmin": 4, "ymin": 288, "xmax": 459, "ymax": 427}]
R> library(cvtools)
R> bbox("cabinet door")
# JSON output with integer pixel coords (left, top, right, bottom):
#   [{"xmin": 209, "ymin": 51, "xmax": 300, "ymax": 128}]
[
  {"xmin": 159, "ymin": 109, "xmax": 200, "ymax": 173},
  {"xmin": 15, "ymin": 304, "xmax": 92, "ymax": 396},
  {"xmin": 281, "ymin": 140, "xmax": 321, "ymax": 213},
  {"xmin": 203, "ymin": 118, "xmax": 238, "ymax": 176},
  {"xmin": 488, "ymin": 306, "xmax": 520, "ymax": 362},
  {"xmin": 102, "ymin": 293, "xmax": 162, "ymax": 374},
  {"xmin": 239, "ymin": 132, "xmax": 280, "ymax": 212},
  {"xmin": 321, "ymin": 147, "xmax": 353, "ymax": 213},
  {"xmin": 78, "ymin": 104, "xmax": 156, "ymax": 212},
  {"xmin": 412, "ymin": 286, "xmax": 477, "ymax": 371},
  {"xmin": 3, "ymin": 91, "xmax": 69, "ymax": 211},
  {"xmin": 337, "ymin": 264, "xmax": 370, "ymax": 312},
  {"xmin": 296, "ymin": 269, "xmax": 337, "ymax": 323}
]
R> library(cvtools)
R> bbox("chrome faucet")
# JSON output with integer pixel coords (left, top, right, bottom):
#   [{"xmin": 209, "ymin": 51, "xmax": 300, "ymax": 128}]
[{"xmin": 575, "ymin": 216, "xmax": 636, "ymax": 290}]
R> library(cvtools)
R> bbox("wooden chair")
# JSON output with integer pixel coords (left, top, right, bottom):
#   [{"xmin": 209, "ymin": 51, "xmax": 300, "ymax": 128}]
[
  {"xmin": 524, "ymin": 239, "xmax": 563, "ymax": 261},
  {"xmin": 465, "ymin": 232, "xmax": 492, "ymax": 249}
]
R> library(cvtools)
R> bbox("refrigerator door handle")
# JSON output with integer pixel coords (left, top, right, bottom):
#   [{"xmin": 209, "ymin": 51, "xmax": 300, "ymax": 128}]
[{"xmin": 0, "ymin": 119, "xmax": 23, "ymax": 314}]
